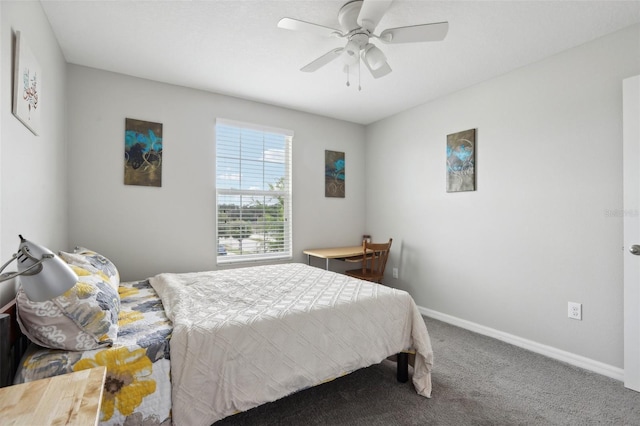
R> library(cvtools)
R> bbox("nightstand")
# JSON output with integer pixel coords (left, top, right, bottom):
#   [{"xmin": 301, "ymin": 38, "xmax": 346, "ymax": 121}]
[{"xmin": 0, "ymin": 366, "xmax": 106, "ymax": 425}]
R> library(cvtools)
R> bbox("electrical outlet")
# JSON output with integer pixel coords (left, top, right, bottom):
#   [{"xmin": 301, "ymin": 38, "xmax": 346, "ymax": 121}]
[
  {"xmin": 568, "ymin": 302, "xmax": 582, "ymax": 320},
  {"xmin": 392, "ymin": 268, "xmax": 399, "ymax": 279}
]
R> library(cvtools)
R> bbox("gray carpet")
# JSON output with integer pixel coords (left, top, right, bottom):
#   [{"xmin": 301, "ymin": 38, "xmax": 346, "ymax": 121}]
[{"xmin": 214, "ymin": 317, "xmax": 640, "ymax": 425}]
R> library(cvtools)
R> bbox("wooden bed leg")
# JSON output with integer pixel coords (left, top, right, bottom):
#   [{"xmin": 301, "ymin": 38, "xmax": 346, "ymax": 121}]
[{"xmin": 397, "ymin": 352, "xmax": 409, "ymax": 383}]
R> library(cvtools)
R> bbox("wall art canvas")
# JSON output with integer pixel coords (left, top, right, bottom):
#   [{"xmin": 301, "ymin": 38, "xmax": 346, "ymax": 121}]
[
  {"xmin": 446, "ymin": 128, "xmax": 476, "ymax": 192},
  {"xmin": 124, "ymin": 118, "xmax": 163, "ymax": 187},
  {"xmin": 325, "ymin": 150, "xmax": 345, "ymax": 198},
  {"xmin": 12, "ymin": 31, "xmax": 41, "ymax": 135}
]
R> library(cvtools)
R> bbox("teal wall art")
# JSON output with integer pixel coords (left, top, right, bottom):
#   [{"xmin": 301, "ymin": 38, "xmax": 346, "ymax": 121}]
[
  {"xmin": 446, "ymin": 129, "xmax": 476, "ymax": 192},
  {"xmin": 325, "ymin": 150, "xmax": 345, "ymax": 198}
]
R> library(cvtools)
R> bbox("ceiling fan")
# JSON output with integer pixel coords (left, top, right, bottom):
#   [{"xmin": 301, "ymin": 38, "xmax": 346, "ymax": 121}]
[{"xmin": 277, "ymin": 0, "xmax": 448, "ymax": 88}]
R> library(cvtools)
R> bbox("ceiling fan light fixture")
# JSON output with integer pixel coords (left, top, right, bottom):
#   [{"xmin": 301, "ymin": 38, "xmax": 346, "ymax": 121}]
[
  {"xmin": 364, "ymin": 43, "xmax": 387, "ymax": 71},
  {"xmin": 278, "ymin": 0, "xmax": 449, "ymax": 84}
]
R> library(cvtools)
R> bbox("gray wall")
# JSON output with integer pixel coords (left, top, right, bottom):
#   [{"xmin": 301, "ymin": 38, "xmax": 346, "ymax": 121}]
[
  {"xmin": 365, "ymin": 24, "xmax": 640, "ymax": 370},
  {"xmin": 0, "ymin": 2, "xmax": 69, "ymax": 306},
  {"xmin": 66, "ymin": 66, "xmax": 366, "ymax": 281}
]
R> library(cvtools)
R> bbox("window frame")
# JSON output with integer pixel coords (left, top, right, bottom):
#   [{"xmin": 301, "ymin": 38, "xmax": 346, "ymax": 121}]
[{"xmin": 215, "ymin": 118, "xmax": 293, "ymax": 265}]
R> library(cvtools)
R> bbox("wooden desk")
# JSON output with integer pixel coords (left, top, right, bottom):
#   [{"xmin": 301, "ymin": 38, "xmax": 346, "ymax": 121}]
[
  {"xmin": 303, "ymin": 245, "xmax": 367, "ymax": 270},
  {"xmin": 0, "ymin": 366, "xmax": 106, "ymax": 425}
]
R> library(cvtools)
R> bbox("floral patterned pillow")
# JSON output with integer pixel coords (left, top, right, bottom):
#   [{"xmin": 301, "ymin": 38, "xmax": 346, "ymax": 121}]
[
  {"xmin": 59, "ymin": 247, "xmax": 120, "ymax": 292},
  {"xmin": 16, "ymin": 264, "xmax": 120, "ymax": 351}
]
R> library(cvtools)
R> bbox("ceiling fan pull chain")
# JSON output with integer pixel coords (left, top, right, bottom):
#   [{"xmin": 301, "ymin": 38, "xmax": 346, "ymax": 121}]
[
  {"xmin": 358, "ymin": 57, "xmax": 362, "ymax": 91},
  {"xmin": 346, "ymin": 66, "xmax": 350, "ymax": 87}
]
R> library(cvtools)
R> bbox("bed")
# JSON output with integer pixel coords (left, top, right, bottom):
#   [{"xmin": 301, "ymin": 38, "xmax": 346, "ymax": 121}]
[{"xmin": 0, "ymin": 249, "xmax": 433, "ymax": 426}]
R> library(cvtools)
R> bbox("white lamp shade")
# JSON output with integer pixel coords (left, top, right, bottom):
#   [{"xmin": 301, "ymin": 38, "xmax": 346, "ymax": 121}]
[
  {"xmin": 17, "ymin": 238, "xmax": 78, "ymax": 302},
  {"xmin": 341, "ymin": 39, "xmax": 360, "ymax": 66},
  {"xmin": 364, "ymin": 44, "xmax": 387, "ymax": 71}
]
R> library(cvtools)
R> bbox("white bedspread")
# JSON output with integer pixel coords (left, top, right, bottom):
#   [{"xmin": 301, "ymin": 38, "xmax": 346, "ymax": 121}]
[{"xmin": 149, "ymin": 263, "xmax": 433, "ymax": 425}]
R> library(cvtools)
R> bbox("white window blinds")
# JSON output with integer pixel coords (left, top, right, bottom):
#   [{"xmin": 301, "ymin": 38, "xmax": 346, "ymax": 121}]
[{"xmin": 215, "ymin": 119, "xmax": 293, "ymax": 264}]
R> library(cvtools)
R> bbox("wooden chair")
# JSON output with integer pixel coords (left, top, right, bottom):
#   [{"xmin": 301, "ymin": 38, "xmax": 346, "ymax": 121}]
[{"xmin": 345, "ymin": 238, "xmax": 393, "ymax": 284}]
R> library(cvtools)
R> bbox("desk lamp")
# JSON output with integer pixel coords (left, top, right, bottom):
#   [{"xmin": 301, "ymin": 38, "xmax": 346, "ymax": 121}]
[{"xmin": 0, "ymin": 235, "xmax": 78, "ymax": 301}]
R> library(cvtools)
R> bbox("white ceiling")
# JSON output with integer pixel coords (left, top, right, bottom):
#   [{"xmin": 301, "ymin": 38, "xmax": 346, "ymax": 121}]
[{"xmin": 40, "ymin": 0, "xmax": 640, "ymax": 125}]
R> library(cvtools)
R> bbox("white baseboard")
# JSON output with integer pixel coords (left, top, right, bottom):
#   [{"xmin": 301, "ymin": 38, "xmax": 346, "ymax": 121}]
[{"xmin": 418, "ymin": 306, "xmax": 624, "ymax": 382}]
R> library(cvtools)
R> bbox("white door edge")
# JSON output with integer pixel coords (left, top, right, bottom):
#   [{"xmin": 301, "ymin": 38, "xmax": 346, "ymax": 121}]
[{"xmin": 623, "ymin": 74, "xmax": 640, "ymax": 392}]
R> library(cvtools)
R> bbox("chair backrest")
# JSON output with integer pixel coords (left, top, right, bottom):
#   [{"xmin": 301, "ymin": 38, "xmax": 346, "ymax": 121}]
[{"xmin": 361, "ymin": 238, "xmax": 393, "ymax": 278}]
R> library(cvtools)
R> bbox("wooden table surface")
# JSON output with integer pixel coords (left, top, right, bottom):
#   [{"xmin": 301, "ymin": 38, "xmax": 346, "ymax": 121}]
[
  {"xmin": 303, "ymin": 245, "xmax": 371, "ymax": 270},
  {"xmin": 303, "ymin": 245, "xmax": 366, "ymax": 259},
  {"xmin": 0, "ymin": 366, "xmax": 106, "ymax": 425}
]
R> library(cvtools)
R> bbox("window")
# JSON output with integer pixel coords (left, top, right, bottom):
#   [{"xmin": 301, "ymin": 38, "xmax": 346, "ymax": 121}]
[{"xmin": 215, "ymin": 118, "xmax": 293, "ymax": 264}]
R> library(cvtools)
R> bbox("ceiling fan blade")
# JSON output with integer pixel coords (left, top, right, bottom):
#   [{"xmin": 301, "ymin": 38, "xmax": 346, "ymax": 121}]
[
  {"xmin": 301, "ymin": 48, "xmax": 344, "ymax": 72},
  {"xmin": 357, "ymin": 0, "xmax": 394, "ymax": 32},
  {"xmin": 363, "ymin": 58, "xmax": 392, "ymax": 79},
  {"xmin": 379, "ymin": 21, "xmax": 449, "ymax": 43},
  {"xmin": 277, "ymin": 17, "xmax": 344, "ymax": 38}
]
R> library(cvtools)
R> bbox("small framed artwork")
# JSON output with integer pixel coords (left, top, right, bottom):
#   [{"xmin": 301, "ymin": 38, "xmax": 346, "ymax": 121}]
[
  {"xmin": 12, "ymin": 31, "xmax": 41, "ymax": 135},
  {"xmin": 325, "ymin": 150, "xmax": 345, "ymax": 198},
  {"xmin": 124, "ymin": 118, "xmax": 163, "ymax": 187},
  {"xmin": 446, "ymin": 129, "xmax": 476, "ymax": 192}
]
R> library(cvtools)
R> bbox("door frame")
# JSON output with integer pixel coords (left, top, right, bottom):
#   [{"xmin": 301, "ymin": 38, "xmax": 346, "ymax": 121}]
[{"xmin": 624, "ymin": 75, "xmax": 640, "ymax": 392}]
